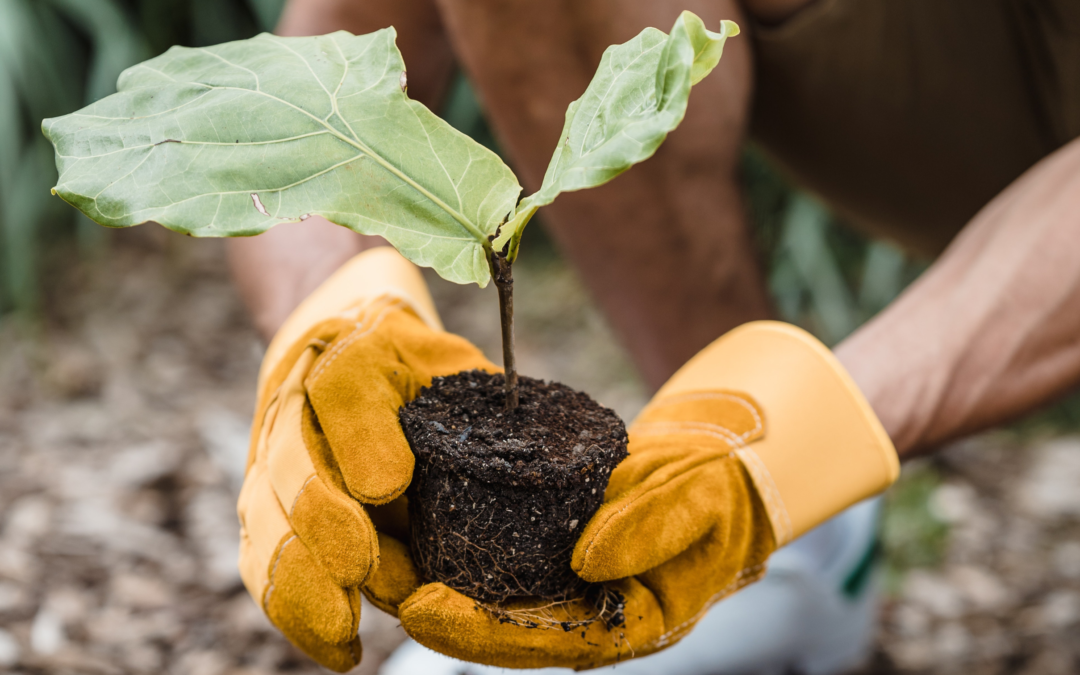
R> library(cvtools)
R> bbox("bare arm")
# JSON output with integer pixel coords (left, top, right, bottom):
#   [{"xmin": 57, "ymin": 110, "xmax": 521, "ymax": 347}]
[
  {"xmin": 227, "ymin": 0, "xmax": 454, "ymax": 341},
  {"xmin": 836, "ymin": 137, "xmax": 1080, "ymax": 457}
]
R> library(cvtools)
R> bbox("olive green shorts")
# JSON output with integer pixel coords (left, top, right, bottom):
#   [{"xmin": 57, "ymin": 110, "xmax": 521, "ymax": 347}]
[{"xmin": 750, "ymin": 0, "xmax": 1080, "ymax": 255}]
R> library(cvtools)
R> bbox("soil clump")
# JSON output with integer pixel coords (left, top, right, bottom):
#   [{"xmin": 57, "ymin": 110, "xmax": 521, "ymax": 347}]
[{"xmin": 400, "ymin": 369, "xmax": 628, "ymax": 603}]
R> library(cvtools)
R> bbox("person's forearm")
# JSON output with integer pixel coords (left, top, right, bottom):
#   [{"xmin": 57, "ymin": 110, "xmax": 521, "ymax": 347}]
[
  {"xmin": 835, "ymin": 137, "xmax": 1080, "ymax": 457},
  {"xmin": 228, "ymin": 0, "xmax": 454, "ymax": 341}
]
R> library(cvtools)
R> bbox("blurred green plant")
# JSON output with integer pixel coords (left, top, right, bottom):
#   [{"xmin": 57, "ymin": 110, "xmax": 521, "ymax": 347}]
[
  {"xmin": 0, "ymin": 0, "xmax": 285, "ymax": 314},
  {"xmin": 741, "ymin": 147, "xmax": 929, "ymax": 346},
  {"xmin": 878, "ymin": 462, "xmax": 950, "ymax": 592}
]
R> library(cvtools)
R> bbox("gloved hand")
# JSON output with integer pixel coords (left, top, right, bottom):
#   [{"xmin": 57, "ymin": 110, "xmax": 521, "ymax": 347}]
[
  {"xmin": 237, "ymin": 247, "xmax": 496, "ymax": 672},
  {"xmin": 398, "ymin": 321, "xmax": 899, "ymax": 670}
]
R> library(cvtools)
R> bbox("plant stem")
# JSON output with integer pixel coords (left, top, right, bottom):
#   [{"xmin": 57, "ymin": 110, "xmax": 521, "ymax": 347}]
[{"xmin": 491, "ymin": 252, "xmax": 518, "ymax": 412}]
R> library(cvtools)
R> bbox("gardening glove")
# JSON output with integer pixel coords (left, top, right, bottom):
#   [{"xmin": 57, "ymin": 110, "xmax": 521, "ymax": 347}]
[
  {"xmin": 237, "ymin": 247, "xmax": 497, "ymax": 672},
  {"xmin": 398, "ymin": 321, "xmax": 899, "ymax": 670}
]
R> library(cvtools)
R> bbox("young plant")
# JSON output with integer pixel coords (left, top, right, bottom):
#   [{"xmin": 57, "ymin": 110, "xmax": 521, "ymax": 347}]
[{"xmin": 43, "ymin": 11, "xmax": 738, "ymax": 410}]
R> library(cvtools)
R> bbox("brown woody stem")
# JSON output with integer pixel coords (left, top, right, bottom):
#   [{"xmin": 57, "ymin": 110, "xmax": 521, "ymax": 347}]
[{"xmin": 491, "ymin": 252, "xmax": 518, "ymax": 412}]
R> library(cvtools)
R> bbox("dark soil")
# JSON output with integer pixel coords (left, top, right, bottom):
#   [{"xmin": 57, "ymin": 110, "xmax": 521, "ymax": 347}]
[{"xmin": 400, "ymin": 370, "xmax": 628, "ymax": 603}]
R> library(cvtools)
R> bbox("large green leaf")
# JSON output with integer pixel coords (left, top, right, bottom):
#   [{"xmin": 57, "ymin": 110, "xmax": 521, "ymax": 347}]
[
  {"xmin": 496, "ymin": 12, "xmax": 739, "ymax": 258},
  {"xmin": 43, "ymin": 29, "xmax": 521, "ymax": 285}
]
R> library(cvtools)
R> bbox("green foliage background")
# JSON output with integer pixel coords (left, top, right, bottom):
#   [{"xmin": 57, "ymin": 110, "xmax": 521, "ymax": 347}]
[{"xmin": 0, "ymin": 0, "xmax": 286, "ymax": 314}]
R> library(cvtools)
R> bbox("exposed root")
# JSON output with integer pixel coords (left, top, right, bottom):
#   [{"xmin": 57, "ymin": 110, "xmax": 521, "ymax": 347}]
[{"xmin": 474, "ymin": 584, "xmax": 627, "ymax": 634}]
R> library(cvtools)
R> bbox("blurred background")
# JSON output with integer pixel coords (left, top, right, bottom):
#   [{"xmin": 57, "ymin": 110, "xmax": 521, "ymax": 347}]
[{"xmin": 1, "ymin": 1, "xmax": 1079, "ymax": 673}]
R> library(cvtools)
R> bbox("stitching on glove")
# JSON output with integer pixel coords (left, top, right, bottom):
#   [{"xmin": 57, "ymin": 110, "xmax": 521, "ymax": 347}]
[
  {"xmin": 647, "ymin": 562, "xmax": 767, "ymax": 650},
  {"xmin": 264, "ymin": 534, "xmax": 297, "ymax": 612},
  {"xmin": 638, "ymin": 392, "xmax": 763, "ymax": 442},
  {"xmin": 307, "ymin": 298, "xmax": 407, "ymax": 386},
  {"xmin": 257, "ymin": 389, "xmax": 284, "ymax": 462},
  {"xmin": 282, "ymin": 473, "xmax": 379, "ymax": 584},
  {"xmin": 289, "ymin": 473, "xmax": 317, "ymax": 516},
  {"xmin": 735, "ymin": 447, "xmax": 793, "ymax": 546},
  {"xmin": 308, "ymin": 297, "xmax": 404, "ymax": 384}
]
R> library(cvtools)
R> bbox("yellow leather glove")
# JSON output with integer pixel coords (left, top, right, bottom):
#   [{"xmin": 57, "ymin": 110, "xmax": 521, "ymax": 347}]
[
  {"xmin": 237, "ymin": 247, "xmax": 496, "ymax": 672},
  {"xmin": 398, "ymin": 321, "xmax": 899, "ymax": 670}
]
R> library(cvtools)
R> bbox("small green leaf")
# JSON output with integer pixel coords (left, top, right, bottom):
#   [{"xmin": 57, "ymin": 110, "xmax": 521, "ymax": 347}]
[
  {"xmin": 496, "ymin": 12, "xmax": 738, "ymax": 258},
  {"xmin": 43, "ymin": 29, "xmax": 521, "ymax": 286}
]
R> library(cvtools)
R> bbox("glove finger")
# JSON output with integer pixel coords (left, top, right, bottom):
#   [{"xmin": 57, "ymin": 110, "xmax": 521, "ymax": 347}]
[
  {"xmin": 238, "ymin": 451, "xmax": 290, "ymax": 603},
  {"xmin": 264, "ymin": 346, "xmax": 378, "ymax": 587},
  {"xmin": 249, "ymin": 318, "xmax": 354, "ymax": 474},
  {"xmin": 387, "ymin": 307, "xmax": 498, "ymax": 380},
  {"xmin": 264, "ymin": 532, "xmax": 364, "ymax": 672},
  {"xmin": 635, "ymin": 511, "xmax": 773, "ymax": 645},
  {"xmin": 304, "ymin": 303, "xmax": 423, "ymax": 504},
  {"xmin": 238, "ymin": 467, "xmax": 362, "ymax": 672},
  {"xmin": 290, "ymin": 475, "xmax": 378, "ymax": 587},
  {"xmin": 305, "ymin": 302, "xmax": 494, "ymax": 504},
  {"xmin": 572, "ymin": 449, "xmax": 749, "ymax": 581},
  {"xmin": 243, "ymin": 334, "xmax": 370, "ymax": 672},
  {"xmin": 398, "ymin": 580, "xmax": 664, "ymax": 670},
  {"xmin": 361, "ymin": 498, "xmax": 419, "ymax": 616},
  {"xmin": 574, "ymin": 392, "xmax": 767, "ymax": 582},
  {"xmin": 271, "ymin": 609, "xmax": 362, "ymax": 674},
  {"xmin": 362, "ymin": 532, "xmax": 423, "ymax": 617}
]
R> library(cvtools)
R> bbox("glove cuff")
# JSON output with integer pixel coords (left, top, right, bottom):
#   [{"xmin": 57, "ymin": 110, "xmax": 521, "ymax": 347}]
[
  {"xmin": 655, "ymin": 321, "xmax": 899, "ymax": 546},
  {"xmin": 260, "ymin": 247, "xmax": 441, "ymax": 389}
]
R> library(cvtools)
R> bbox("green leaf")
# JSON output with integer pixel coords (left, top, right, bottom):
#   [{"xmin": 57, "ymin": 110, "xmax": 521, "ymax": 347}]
[
  {"xmin": 495, "ymin": 12, "xmax": 738, "ymax": 258},
  {"xmin": 43, "ymin": 29, "xmax": 521, "ymax": 286}
]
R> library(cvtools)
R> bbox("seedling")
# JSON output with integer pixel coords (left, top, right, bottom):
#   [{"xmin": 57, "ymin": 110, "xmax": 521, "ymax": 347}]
[
  {"xmin": 44, "ymin": 10, "xmax": 737, "ymax": 409},
  {"xmin": 44, "ymin": 12, "xmax": 738, "ymax": 604}
]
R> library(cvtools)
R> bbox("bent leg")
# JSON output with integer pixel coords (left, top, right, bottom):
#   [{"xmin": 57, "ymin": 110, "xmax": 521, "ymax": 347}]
[{"xmin": 434, "ymin": 0, "xmax": 772, "ymax": 389}]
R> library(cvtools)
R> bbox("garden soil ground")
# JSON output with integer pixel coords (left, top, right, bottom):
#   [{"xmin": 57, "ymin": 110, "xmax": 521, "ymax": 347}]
[{"xmin": 0, "ymin": 229, "xmax": 1078, "ymax": 674}]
